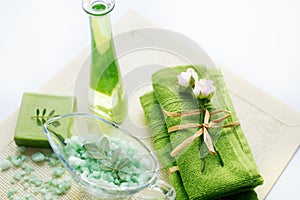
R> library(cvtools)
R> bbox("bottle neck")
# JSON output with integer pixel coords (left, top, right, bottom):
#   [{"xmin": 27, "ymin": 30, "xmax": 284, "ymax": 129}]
[
  {"xmin": 82, "ymin": 0, "xmax": 115, "ymax": 16},
  {"xmin": 82, "ymin": 0, "xmax": 115, "ymax": 51},
  {"xmin": 82, "ymin": 0, "xmax": 115, "ymax": 50},
  {"xmin": 89, "ymin": 14, "xmax": 112, "ymax": 50}
]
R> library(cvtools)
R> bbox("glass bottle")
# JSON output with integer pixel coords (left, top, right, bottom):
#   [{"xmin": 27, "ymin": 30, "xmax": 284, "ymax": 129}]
[{"xmin": 82, "ymin": 0, "xmax": 127, "ymax": 124}]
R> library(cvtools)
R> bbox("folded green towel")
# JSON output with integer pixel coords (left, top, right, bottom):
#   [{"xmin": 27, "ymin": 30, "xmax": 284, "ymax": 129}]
[
  {"xmin": 140, "ymin": 92, "xmax": 189, "ymax": 200},
  {"xmin": 140, "ymin": 91, "xmax": 259, "ymax": 200},
  {"xmin": 140, "ymin": 65, "xmax": 263, "ymax": 199}
]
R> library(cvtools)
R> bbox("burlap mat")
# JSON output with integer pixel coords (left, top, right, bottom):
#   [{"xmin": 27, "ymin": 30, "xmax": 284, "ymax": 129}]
[
  {"xmin": 0, "ymin": 137, "xmax": 168, "ymax": 200},
  {"xmin": 0, "ymin": 142, "xmax": 81, "ymax": 199}
]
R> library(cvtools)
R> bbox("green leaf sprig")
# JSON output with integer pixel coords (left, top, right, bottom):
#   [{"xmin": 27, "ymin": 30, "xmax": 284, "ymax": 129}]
[
  {"xmin": 31, "ymin": 108, "xmax": 65, "ymax": 144},
  {"xmin": 31, "ymin": 108, "xmax": 60, "ymax": 127},
  {"xmin": 84, "ymin": 137, "xmax": 130, "ymax": 182}
]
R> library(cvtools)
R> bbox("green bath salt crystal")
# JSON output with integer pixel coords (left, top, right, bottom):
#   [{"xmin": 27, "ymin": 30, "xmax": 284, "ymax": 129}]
[
  {"xmin": 65, "ymin": 135, "xmax": 153, "ymax": 187},
  {"xmin": 3, "ymin": 149, "xmax": 72, "ymax": 199},
  {"xmin": 31, "ymin": 152, "xmax": 46, "ymax": 162},
  {"xmin": 0, "ymin": 159, "xmax": 11, "ymax": 170},
  {"xmin": 7, "ymin": 188, "xmax": 18, "ymax": 198},
  {"xmin": 17, "ymin": 146, "xmax": 27, "ymax": 153},
  {"xmin": 11, "ymin": 155, "xmax": 24, "ymax": 167},
  {"xmin": 53, "ymin": 166, "xmax": 65, "ymax": 178}
]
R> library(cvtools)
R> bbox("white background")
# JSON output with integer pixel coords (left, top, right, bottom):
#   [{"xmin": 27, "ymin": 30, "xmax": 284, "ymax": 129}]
[{"xmin": 0, "ymin": 0, "xmax": 299, "ymax": 199}]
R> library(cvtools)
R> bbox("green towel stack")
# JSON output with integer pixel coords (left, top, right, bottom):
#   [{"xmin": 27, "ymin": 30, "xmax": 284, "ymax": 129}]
[{"xmin": 140, "ymin": 65, "xmax": 263, "ymax": 200}]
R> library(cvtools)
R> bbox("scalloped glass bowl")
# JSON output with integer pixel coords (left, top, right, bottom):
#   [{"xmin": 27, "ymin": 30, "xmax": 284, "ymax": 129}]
[{"xmin": 42, "ymin": 112, "xmax": 175, "ymax": 200}]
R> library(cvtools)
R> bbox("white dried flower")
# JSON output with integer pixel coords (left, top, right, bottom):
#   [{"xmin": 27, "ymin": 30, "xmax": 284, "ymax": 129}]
[
  {"xmin": 177, "ymin": 68, "xmax": 199, "ymax": 87},
  {"xmin": 193, "ymin": 79, "xmax": 216, "ymax": 100}
]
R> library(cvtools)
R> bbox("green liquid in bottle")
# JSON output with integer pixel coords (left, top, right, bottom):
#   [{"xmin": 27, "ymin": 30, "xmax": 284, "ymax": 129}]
[{"xmin": 84, "ymin": 1, "xmax": 127, "ymax": 123}]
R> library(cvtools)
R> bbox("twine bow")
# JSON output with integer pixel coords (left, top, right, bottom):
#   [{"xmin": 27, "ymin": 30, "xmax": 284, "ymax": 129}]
[{"xmin": 164, "ymin": 109, "xmax": 240, "ymax": 157}]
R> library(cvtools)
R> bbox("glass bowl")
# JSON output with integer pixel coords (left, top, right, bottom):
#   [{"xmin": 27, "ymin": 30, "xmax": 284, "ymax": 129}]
[{"xmin": 42, "ymin": 112, "xmax": 175, "ymax": 200}]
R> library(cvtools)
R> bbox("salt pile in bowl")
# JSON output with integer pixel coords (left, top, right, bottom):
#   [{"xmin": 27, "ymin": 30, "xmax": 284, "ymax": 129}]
[{"xmin": 64, "ymin": 135, "xmax": 153, "ymax": 188}]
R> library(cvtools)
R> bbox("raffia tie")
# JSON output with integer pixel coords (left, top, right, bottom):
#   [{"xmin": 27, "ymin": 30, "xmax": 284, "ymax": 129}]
[{"xmin": 164, "ymin": 109, "xmax": 240, "ymax": 158}]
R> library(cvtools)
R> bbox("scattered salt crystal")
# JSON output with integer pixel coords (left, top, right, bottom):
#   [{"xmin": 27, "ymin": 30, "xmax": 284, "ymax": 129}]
[
  {"xmin": 44, "ymin": 192, "xmax": 53, "ymax": 200},
  {"xmin": 31, "ymin": 152, "xmax": 45, "ymax": 162},
  {"xmin": 3, "ymin": 148, "xmax": 72, "ymax": 199},
  {"xmin": 22, "ymin": 164, "xmax": 34, "ymax": 174},
  {"xmin": 13, "ymin": 171, "xmax": 26, "ymax": 180},
  {"xmin": 0, "ymin": 159, "xmax": 11, "ymax": 170},
  {"xmin": 7, "ymin": 188, "xmax": 17, "ymax": 197},
  {"xmin": 53, "ymin": 166, "xmax": 65, "ymax": 177},
  {"xmin": 17, "ymin": 146, "xmax": 27, "ymax": 153},
  {"xmin": 11, "ymin": 156, "xmax": 23, "ymax": 166}
]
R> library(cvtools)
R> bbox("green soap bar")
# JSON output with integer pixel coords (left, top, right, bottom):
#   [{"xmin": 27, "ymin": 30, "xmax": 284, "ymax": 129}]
[{"xmin": 14, "ymin": 92, "xmax": 75, "ymax": 148}]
